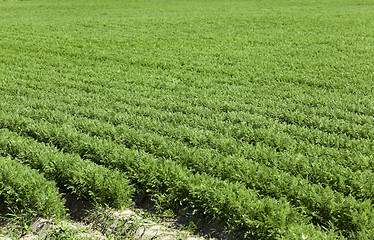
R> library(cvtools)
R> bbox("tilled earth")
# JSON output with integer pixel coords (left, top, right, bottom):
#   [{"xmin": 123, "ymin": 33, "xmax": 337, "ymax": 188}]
[{"xmin": 1, "ymin": 209, "xmax": 204, "ymax": 240}]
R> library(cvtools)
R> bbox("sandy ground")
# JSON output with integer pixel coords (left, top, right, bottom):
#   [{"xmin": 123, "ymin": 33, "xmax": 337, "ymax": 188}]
[{"xmin": 0, "ymin": 208, "xmax": 206, "ymax": 240}]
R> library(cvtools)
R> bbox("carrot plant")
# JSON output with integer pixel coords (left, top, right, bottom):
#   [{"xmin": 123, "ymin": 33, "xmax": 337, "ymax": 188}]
[
  {"xmin": 0, "ymin": 156, "xmax": 66, "ymax": 219},
  {"xmin": 0, "ymin": 128, "xmax": 134, "ymax": 209}
]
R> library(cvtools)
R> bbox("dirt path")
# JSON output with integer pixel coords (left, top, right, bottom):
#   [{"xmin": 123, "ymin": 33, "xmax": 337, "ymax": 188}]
[{"xmin": 1, "ymin": 208, "xmax": 206, "ymax": 240}]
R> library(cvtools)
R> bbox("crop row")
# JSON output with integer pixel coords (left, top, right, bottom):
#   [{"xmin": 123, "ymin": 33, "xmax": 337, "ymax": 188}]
[
  {"xmin": 0, "ymin": 128, "xmax": 133, "ymax": 209},
  {"xmin": 2, "ymin": 27, "xmax": 373, "ymax": 123},
  {"xmin": 2, "ymin": 78, "xmax": 373, "ymax": 163},
  {"xmin": 1, "ymin": 84, "xmax": 373, "ymax": 172},
  {"xmin": 0, "ymin": 113, "xmax": 342, "ymax": 239},
  {"xmin": 67, "ymin": 116, "xmax": 374, "ymax": 234},
  {"xmin": 1, "ymin": 104, "xmax": 374, "ymax": 237},
  {"xmin": 1, "ymin": 66, "xmax": 373, "ymax": 144},
  {"xmin": 2, "ymin": 94, "xmax": 374, "ymax": 197},
  {"xmin": 0, "ymin": 155, "xmax": 65, "ymax": 218}
]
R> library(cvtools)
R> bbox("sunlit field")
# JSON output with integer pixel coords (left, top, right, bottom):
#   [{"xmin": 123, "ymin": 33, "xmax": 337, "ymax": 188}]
[{"xmin": 1, "ymin": 0, "xmax": 374, "ymax": 239}]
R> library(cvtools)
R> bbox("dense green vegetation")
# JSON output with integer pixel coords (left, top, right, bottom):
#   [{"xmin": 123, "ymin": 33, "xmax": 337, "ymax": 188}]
[
  {"xmin": 0, "ymin": 155, "xmax": 66, "ymax": 218},
  {"xmin": 1, "ymin": 0, "xmax": 373, "ymax": 239}
]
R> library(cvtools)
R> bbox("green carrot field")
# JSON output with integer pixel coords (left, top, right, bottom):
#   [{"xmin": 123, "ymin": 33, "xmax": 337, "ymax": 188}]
[{"xmin": 1, "ymin": 0, "xmax": 374, "ymax": 239}]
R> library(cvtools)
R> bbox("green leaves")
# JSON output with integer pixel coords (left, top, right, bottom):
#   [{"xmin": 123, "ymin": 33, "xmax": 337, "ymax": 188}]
[
  {"xmin": 1, "ymin": 0, "xmax": 374, "ymax": 238},
  {"xmin": 0, "ymin": 128, "xmax": 134, "ymax": 209},
  {"xmin": 0, "ymin": 156, "xmax": 66, "ymax": 218},
  {"xmin": 0, "ymin": 113, "xmax": 340, "ymax": 239}
]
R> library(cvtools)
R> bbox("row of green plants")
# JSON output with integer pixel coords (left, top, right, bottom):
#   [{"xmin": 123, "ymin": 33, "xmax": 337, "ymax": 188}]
[
  {"xmin": 3, "ymin": 80, "xmax": 372, "ymax": 163},
  {"xmin": 0, "ymin": 114, "xmax": 340, "ymax": 239},
  {"xmin": 2, "ymin": 85, "xmax": 372, "ymax": 175},
  {"xmin": 1, "ymin": 104, "xmax": 372, "ymax": 237},
  {"xmin": 81, "ymin": 103, "xmax": 371, "ymax": 164},
  {"xmin": 3, "ymin": 36, "xmax": 372, "ymax": 130},
  {"xmin": 66, "ymin": 114, "xmax": 374, "ymax": 236},
  {"xmin": 0, "ymin": 128, "xmax": 134, "ymax": 209},
  {"xmin": 2, "ymin": 89, "xmax": 371, "ymax": 190},
  {"xmin": 2, "ymin": 95, "xmax": 374, "ymax": 202},
  {"xmin": 18, "ymin": 72, "xmax": 374, "ymax": 140},
  {"xmin": 62, "ymin": 113, "xmax": 374, "ymax": 201},
  {"xmin": 0, "ymin": 155, "xmax": 66, "ymax": 218},
  {"xmin": 1, "ymin": 72, "xmax": 373, "ymax": 148}
]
